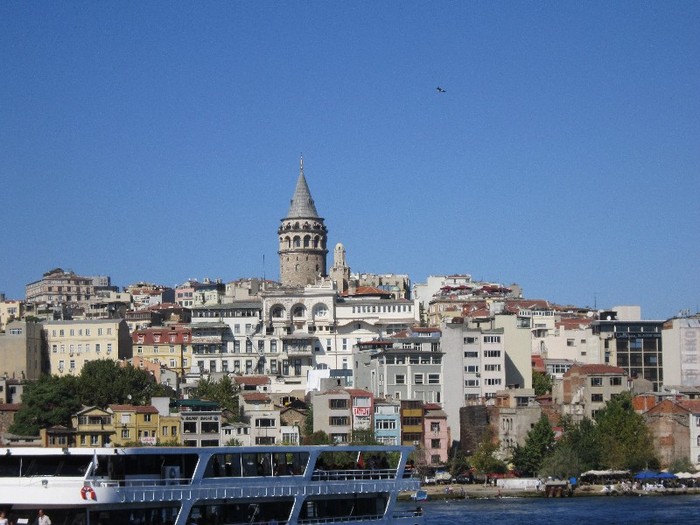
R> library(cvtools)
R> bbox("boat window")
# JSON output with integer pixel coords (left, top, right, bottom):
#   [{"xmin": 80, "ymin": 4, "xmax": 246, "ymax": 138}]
[{"xmin": 204, "ymin": 452, "xmax": 309, "ymax": 478}]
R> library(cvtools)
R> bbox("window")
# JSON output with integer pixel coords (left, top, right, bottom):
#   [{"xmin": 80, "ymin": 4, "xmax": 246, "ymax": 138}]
[
  {"xmin": 121, "ymin": 429, "xmax": 130, "ymax": 439},
  {"xmin": 484, "ymin": 350, "xmax": 501, "ymax": 358},
  {"xmin": 395, "ymin": 374, "xmax": 405, "ymax": 385},
  {"xmin": 591, "ymin": 377, "xmax": 603, "ymax": 387},
  {"xmin": 255, "ymin": 418, "xmax": 276, "ymax": 428},
  {"xmin": 591, "ymin": 394, "xmax": 604, "ymax": 402},
  {"xmin": 484, "ymin": 364, "xmax": 501, "ymax": 372},
  {"xmin": 414, "ymin": 374, "xmax": 424, "ymax": 385},
  {"xmin": 483, "ymin": 336, "xmax": 501, "ymax": 343},
  {"xmin": 465, "ymin": 365, "xmax": 479, "ymax": 373},
  {"xmin": 428, "ymin": 374, "xmax": 440, "ymax": 384},
  {"xmin": 464, "ymin": 351, "xmax": 478, "ymax": 358},
  {"xmin": 567, "ymin": 339, "xmax": 575, "ymax": 347},
  {"xmin": 485, "ymin": 378, "xmax": 502, "ymax": 386},
  {"xmin": 329, "ymin": 416, "xmax": 349, "ymax": 426},
  {"xmin": 144, "ymin": 414, "xmax": 152, "ymax": 422},
  {"xmin": 464, "ymin": 337, "xmax": 477, "ymax": 344},
  {"xmin": 431, "ymin": 422, "xmax": 440, "ymax": 432},
  {"xmin": 610, "ymin": 376, "xmax": 622, "ymax": 386},
  {"xmin": 329, "ymin": 399, "xmax": 348, "ymax": 409},
  {"xmin": 465, "ymin": 379, "xmax": 479, "ymax": 387},
  {"xmin": 431, "ymin": 439, "xmax": 441, "ymax": 449}
]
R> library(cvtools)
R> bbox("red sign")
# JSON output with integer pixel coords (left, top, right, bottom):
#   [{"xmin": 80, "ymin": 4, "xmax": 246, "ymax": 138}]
[{"xmin": 353, "ymin": 407, "xmax": 371, "ymax": 417}]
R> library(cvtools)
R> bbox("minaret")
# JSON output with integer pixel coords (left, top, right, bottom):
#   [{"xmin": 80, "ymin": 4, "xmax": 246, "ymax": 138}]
[{"xmin": 278, "ymin": 157, "xmax": 328, "ymax": 287}]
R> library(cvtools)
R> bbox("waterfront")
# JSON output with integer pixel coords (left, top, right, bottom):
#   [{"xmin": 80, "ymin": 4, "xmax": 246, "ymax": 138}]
[{"xmin": 398, "ymin": 493, "xmax": 700, "ymax": 524}]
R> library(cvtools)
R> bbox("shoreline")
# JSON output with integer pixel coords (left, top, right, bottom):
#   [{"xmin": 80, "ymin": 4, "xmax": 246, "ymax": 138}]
[{"xmin": 399, "ymin": 483, "xmax": 700, "ymax": 501}]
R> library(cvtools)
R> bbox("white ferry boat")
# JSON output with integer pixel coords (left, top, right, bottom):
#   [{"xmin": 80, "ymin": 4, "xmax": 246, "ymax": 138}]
[{"xmin": 0, "ymin": 444, "xmax": 423, "ymax": 525}]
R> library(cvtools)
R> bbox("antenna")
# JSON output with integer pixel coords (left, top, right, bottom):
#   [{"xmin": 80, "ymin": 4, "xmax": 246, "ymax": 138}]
[{"xmin": 262, "ymin": 254, "xmax": 266, "ymax": 281}]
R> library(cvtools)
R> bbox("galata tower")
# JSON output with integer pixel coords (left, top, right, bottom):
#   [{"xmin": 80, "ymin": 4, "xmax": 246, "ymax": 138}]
[{"xmin": 278, "ymin": 157, "xmax": 328, "ymax": 287}]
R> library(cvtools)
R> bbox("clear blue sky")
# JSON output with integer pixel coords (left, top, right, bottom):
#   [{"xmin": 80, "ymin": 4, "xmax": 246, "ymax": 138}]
[{"xmin": 1, "ymin": 2, "xmax": 698, "ymax": 320}]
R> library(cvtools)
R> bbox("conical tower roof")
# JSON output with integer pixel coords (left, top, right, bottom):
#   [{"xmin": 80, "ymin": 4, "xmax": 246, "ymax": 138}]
[{"xmin": 286, "ymin": 156, "xmax": 320, "ymax": 218}]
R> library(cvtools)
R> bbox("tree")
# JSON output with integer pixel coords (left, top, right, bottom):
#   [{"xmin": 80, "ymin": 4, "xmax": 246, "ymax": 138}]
[
  {"xmin": 9, "ymin": 375, "xmax": 81, "ymax": 435},
  {"xmin": 594, "ymin": 392, "xmax": 658, "ymax": 471},
  {"xmin": 191, "ymin": 375, "xmax": 240, "ymax": 418},
  {"xmin": 559, "ymin": 416, "xmax": 601, "ymax": 472},
  {"xmin": 470, "ymin": 436, "xmax": 507, "ymax": 476},
  {"xmin": 78, "ymin": 360, "xmax": 158, "ymax": 407},
  {"xmin": 305, "ymin": 430, "xmax": 331, "ymax": 445},
  {"xmin": 511, "ymin": 414, "xmax": 555, "ymax": 476},
  {"xmin": 532, "ymin": 370, "xmax": 553, "ymax": 396},
  {"xmin": 539, "ymin": 442, "xmax": 584, "ymax": 479}
]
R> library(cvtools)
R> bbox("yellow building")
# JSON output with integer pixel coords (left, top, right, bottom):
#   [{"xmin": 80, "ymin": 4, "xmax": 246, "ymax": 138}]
[
  {"xmin": 72, "ymin": 406, "xmax": 114, "ymax": 447},
  {"xmin": 109, "ymin": 404, "xmax": 160, "ymax": 446},
  {"xmin": 132, "ymin": 325, "xmax": 193, "ymax": 375},
  {"xmin": 44, "ymin": 319, "xmax": 132, "ymax": 376},
  {"xmin": 62, "ymin": 403, "xmax": 181, "ymax": 448}
]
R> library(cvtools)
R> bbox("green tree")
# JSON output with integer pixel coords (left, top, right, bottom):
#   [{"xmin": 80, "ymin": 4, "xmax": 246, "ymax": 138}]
[
  {"xmin": 191, "ymin": 375, "xmax": 240, "ymax": 418},
  {"xmin": 447, "ymin": 448, "xmax": 471, "ymax": 476},
  {"xmin": 470, "ymin": 436, "xmax": 507, "ymax": 475},
  {"xmin": 78, "ymin": 360, "xmax": 157, "ymax": 407},
  {"xmin": 539, "ymin": 442, "xmax": 584, "ymax": 479},
  {"xmin": 305, "ymin": 430, "xmax": 331, "ymax": 445},
  {"xmin": 532, "ymin": 370, "xmax": 553, "ymax": 396},
  {"xmin": 9, "ymin": 375, "xmax": 81, "ymax": 435},
  {"xmin": 594, "ymin": 392, "xmax": 657, "ymax": 471},
  {"xmin": 304, "ymin": 404, "xmax": 314, "ymax": 436},
  {"xmin": 511, "ymin": 414, "xmax": 555, "ymax": 476},
  {"xmin": 560, "ymin": 416, "xmax": 601, "ymax": 472}
]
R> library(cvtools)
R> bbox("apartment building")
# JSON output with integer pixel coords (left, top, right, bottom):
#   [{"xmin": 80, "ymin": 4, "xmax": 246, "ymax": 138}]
[
  {"xmin": 662, "ymin": 316, "xmax": 700, "ymax": 388},
  {"xmin": 44, "ymin": 319, "xmax": 132, "ymax": 376},
  {"xmin": 0, "ymin": 320, "xmax": 45, "ymax": 380},
  {"xmin": 353, "ymin": 329, "xmax": 443, "ymax": 405},
  {"xmin": 0, "ymin": 300, "xmax": 24, "ymax": 332},
  {"xmin": 373, "ymin": 399, "xmax": 401, "ymax": 446},
  {"xmin": 423, "ymin": 404, "xmax": 449, "ymax": 465},
  {"xmin": 240, "ymin": 392, "xmax": 281, "ymax": 445},
  {"xmin": 132, "ymin": 325, "xmax": 193, "ymax": 376},
  {"xmin": 440, "ymin": 319, "xmax": 507, "ymax": 437},
  {"xmin": 554, "ymin": 364, "xmax": 631, "ymax": 421}
]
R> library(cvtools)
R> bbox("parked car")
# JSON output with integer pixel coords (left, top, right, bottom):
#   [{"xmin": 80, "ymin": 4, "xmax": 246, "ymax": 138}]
[
  {"xmin": 454, "ymin": 471, "xmax": 475, "ymax": 484},
  {"xmin": 435, "ymin": 470, "xmax": 453, "ymax": 484}
]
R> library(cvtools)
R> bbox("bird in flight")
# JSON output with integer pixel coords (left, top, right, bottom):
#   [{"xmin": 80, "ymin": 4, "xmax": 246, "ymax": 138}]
[{"xmin": 436, "ymin": 86, "xmax": 446, "ymax": 93}]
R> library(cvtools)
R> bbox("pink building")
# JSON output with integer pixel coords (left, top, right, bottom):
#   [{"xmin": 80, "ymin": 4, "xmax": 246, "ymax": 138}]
[{"xmin": 423, "ymin": 403, "xmax": 450, "ymax": 465}]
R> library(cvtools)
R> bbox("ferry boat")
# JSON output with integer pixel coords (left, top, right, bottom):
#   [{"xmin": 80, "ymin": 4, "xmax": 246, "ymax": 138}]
[{"xmin": 0, "ymin": 444, "xmax": 423, "ymax": 525}]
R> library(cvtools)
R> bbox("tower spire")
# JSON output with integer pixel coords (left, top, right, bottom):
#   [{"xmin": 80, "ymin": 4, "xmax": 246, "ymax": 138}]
[{"xmin": 287, "ymin": 155, "xmax": 319, "ymax": 218}]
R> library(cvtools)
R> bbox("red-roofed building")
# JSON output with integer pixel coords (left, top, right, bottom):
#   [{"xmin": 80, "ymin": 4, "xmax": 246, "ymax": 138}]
[
  {"xmin": 132, "ymin": 325, "xmax": 193, "ymax": 375},
  {"xmin": 240, "ymin": 391, "xmax": 280, "ymax": 445},
  {"xmin": 555, "ymin": 364, "xmax": 631, "ymax": 421},
  {"xmin": 234, "ymin": 375, "xmax": 271, "ymax": 391}
]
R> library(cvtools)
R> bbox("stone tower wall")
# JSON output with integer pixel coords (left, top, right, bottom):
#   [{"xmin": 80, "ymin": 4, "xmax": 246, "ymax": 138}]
[{"xmin": 278, "ymin": 218, "xmax": 328, "ymax": 287}]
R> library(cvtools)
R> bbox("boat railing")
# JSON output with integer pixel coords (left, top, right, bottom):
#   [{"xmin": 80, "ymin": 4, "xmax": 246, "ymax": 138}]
[
  {"xmin": 393, "ymin": 509, "xmax": 425, "ymax": 522},
  {"xmin": 298, "ymin": 514, "xmax": 384, "ymax": 524},
  {"xmin": 311, "ymin": 468, "xmax": 398, "ymax": 481}
]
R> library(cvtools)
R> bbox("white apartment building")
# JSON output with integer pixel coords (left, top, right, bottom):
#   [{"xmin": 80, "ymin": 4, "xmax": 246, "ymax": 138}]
[
  {"xmin": 662, "ymin": 317, "xmax": 700, "ymax": 388},
  {"xmin": 439, "ymin": 320, "xmax": 507, "ymax": 437}
]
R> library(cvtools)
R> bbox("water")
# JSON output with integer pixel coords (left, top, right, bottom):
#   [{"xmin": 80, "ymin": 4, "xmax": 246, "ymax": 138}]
[{"xmin": 398, "ymin": 494, "xmax": 700, "ymax": 524}]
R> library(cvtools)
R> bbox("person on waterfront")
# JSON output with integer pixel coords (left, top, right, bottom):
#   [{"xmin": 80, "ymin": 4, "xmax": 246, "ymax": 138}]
[
  {"xmin": 36, "ymin": 510, "xmax": 51, "ymax": 525},
  {"xmin": 0, "ymin": 510, "xmax": 9, "ymax": 525},
  {"xmin": 414, "ymin": 506, "xmax": 423, "ymax": 516}
]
